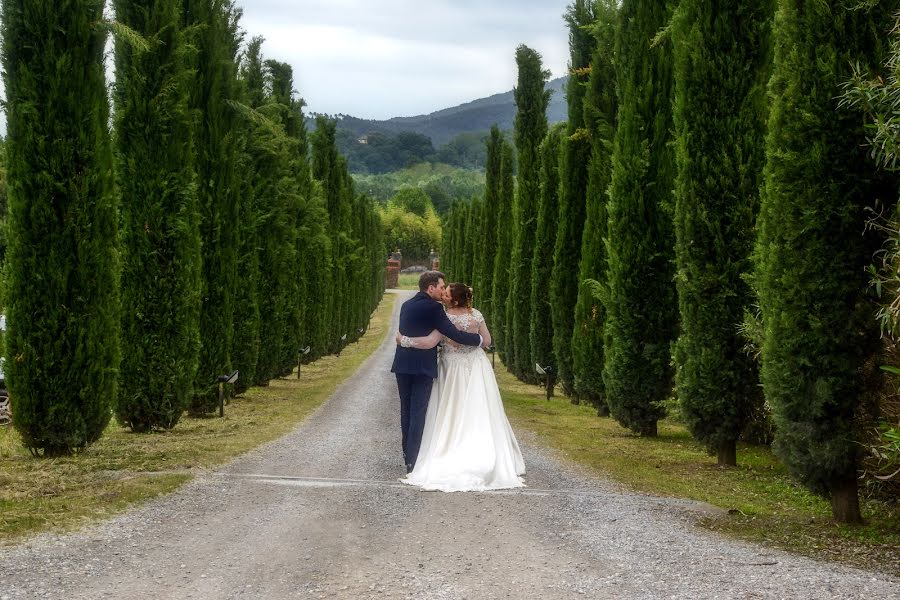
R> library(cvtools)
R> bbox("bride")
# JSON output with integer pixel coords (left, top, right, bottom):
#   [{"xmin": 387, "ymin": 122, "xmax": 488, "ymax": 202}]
[{"xmin": 396, "ymin": 283, "xmax": 525, "ymax": 492}]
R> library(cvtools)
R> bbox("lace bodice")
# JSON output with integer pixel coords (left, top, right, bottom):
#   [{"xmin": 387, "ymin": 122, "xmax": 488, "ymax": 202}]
[{"xmin": 442, "ymin": 309, "xmax": 485, "ymax": 363}]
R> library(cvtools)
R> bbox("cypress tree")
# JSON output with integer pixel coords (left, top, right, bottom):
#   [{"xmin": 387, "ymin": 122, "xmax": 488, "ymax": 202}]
[
  {"xmin": 267, "ymin": 59, "xmax": 307, "ymax": 375},
  {"xmin": 231, "ymin": 36, "xmax": 266, "ymax": 394},
  {"xmin": 755, "ymin": 0, "xmax": 898, "ymax": 522},
  {"xmin": 462, "ymin": 199, "xmax": 480, "ymax": 285},
  {"xmin": 311, "ymin": 116, "xmax": 352, "ymax": 354},
  {"xmin": 492, "ymin": 141, "xmax": 516, "ymax": 362},
  {"xmin": 114, "ymin": 0, "xmax": 202, "ymax": 430},
  {"xmin": 251, "ymin": 63, "xmax": 301, "ymax": 383},
  {"xmin": 453, "ymin": 202, "xmax": 469, "ymax": 282},
  {"xmin": 530, "ymin": 123, "xmax": 565, "ymax": 378},
  {"xmin": 186, "ymin": 0, "xmax": 243, "ymax": 414},
  {"xmin": 671, "ymin": 0, "xmax": 772, "ymax": 465},
  {"xmin": 3, "ymin": 0, "xmax": 120, "ymax": 454},
  {"xmin": 290, "ymin": 109, "xmax": 326, "ymax": 367},
  {"xmin": 474, "ymin": 126, "xmax": 504, "ymax": 319},
  {"xmin": 571, "ymin": 0, "xmax": 618, "ymax": 413},
  {"xmin": 552, "ymin": 0, "xmax": 597, "ymax": 398},
  {"xmin": 509, "ymin": 45, "xmax": 550, "ymax": 381},
  {"xmin": 603, "ymin": 0, "xmax": 676, "ymax": 437}
]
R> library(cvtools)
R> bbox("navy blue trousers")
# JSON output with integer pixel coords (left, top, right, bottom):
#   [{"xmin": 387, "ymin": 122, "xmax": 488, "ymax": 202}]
[{"xmin": 395, "ymin": 374, "xmax": 435, "ymax": 469}]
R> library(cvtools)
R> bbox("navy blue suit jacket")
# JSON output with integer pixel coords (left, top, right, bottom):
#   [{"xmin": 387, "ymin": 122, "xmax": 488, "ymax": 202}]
[{"xmin": 391, "ymin": 292, "xmax": 482, "ymax": 378}]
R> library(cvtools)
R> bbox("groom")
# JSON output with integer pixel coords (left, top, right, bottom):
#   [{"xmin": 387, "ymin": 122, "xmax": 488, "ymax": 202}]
[{"xmin": 391, "ymin": 271, "xmax": 483, "ymax": 472}]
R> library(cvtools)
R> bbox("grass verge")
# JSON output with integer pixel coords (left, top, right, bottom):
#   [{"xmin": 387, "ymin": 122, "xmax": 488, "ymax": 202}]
[
  {"xmin": 0, "ymin": 293, "xmax": 397, "ymax": 544},
  {"xmin": 497, "ymin": 367, "xmax": 900, "ymax": 576},
  {"xmin": 396, "ymin": 272, "xmax": 420, "ymax": 290}
]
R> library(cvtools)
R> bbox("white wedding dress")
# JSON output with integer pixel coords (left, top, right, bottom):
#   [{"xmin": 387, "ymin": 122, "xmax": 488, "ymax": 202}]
[{"xmin": 401, "ymin": 309, "xmax": 526, "ymax": 492}]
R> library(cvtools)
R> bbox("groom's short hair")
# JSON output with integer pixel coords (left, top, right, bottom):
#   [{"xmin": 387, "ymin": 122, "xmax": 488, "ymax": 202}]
[{"xmin": 419, "ymin": 270, "xmax": 445, "ymax": 292}]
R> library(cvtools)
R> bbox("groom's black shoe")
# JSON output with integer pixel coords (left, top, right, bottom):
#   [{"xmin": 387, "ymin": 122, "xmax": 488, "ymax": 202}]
[{"xmin": 406, "ymin": 464, "xmax": 414, "ymax": 474}]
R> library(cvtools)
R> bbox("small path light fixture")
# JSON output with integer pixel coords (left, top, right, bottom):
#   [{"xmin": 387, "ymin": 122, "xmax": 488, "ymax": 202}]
[
  {"xmin": 336, "ymin": 333, "xmax": 348, "ymax": 357},
  {"xmin": 535, "ymin": 363, "xmax": 555, "ymax": 401},
  {"xmin": 217, "ymin": 370, "xmax": 239, "ymax": 417},
  {"xmin": 297, "ymin": 346, "xmax": 311, "ymax": 379},
  {"xmin": 488, "ymin": 344, "xmax": 497, "ymax": 369}
]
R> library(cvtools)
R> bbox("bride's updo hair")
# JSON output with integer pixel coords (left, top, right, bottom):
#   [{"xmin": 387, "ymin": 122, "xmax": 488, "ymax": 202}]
[{"xmin": 448, "ymin": 283, "xmax": 473, "ymax": 309}]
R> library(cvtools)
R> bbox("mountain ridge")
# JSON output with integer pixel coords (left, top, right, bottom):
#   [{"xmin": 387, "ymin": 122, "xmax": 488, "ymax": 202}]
[{"xmin": 310, "ymin": 76, "xmax": 568, "ymax": 147}]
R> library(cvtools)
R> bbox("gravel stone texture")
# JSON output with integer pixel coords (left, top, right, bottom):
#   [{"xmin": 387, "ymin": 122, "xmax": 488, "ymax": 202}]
[{"xmin": 0, "ymin": 290, "xmax": 897, "ymax": 599}]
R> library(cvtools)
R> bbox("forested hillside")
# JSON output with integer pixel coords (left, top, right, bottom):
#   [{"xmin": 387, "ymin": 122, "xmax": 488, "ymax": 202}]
[{"xmin": 310, "ymin": 76, "xmax": 567, "ymax": 149}]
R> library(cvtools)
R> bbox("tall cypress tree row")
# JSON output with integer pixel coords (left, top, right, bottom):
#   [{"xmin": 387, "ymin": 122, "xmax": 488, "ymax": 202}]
[
  {"xmin": 114, "ymin": 0, "xmax": 202, "ymax": 430},
  {"xmin": 492, "ymin": 141, "xmax": 516, "ymax": 362},
  {"xmin": 552, "ymin": 0, "xmax": 596, "ymax": 397},
  {"xmin": 671, "ymin": 0, "xmax": 772, "ymax": 465},
  {"xmin": 571, "ymin": 0, "xmax": 618, "ymax": 413},
  {"xmin": 530, "ymin": 123, "xmax": 565, "ymax": 376},
  {"xmin": 474, "ymin": 126, "xmax": 504, "ymax": 319},
  {"xmin": 3, "ymin": 0, "xmax": 120, "ymax": 454},
  {"xmin": 267, "ymin": 59, "xmax": 307, "ymax": 375},
  {"xmin": 311, "ymin": 116, "xmax": 353, "ymax": 354},
  {"xmin": 289, "ymin": 104, "xmax": 328, "ymax": 365},
  {"xmin": 186, "ymin": 0, "xmax": 243, "ymax": 414},
  {"xmin": 509, "ymin": 45, "xmax": 550, "ymax": 381},
  {"xmin": 244, "ymin": 42, "xmax": 295, "ymax": 386},
  {"xmin": 755, "ymin": 0, "xmax": 898, "ymax": 522},
  {"xmin": 603, "ymin": 0, "xmax": 676, "ymax": 437},
  {"xmin": 230, "ymin": 36, "xmax": 265, "ymax": 394}
]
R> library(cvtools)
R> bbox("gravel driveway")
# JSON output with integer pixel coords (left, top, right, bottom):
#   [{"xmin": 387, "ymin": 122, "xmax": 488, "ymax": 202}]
[{"xmin": 0, "ymin": 290, "xmax": 897, "ymax": 599}]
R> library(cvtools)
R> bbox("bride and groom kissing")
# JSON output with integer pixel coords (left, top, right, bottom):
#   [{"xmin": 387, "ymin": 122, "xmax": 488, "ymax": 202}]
[{"xmin": 391, "ymin": 271, "xmax": 525, "ymax": 492}]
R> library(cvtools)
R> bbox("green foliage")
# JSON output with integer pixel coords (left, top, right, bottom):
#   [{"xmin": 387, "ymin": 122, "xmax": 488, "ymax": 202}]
[
  {"xmin": 436, "ymin": 131, "xmax": 491, "ymax": 169},
  {"xmin": 186, "ymin": 0, "xmax": 243, "ymax": 415},
  {"xmin": 530, "ymin": 124, "xmax": 565, "ymax": 374},
  {"xmin": 491, "ymin": 142, "xmax": 516, "ymax": 362},
  {"xmin": 552, "ymin": 0, "xmax": 597, "ymax": 397},
  {"xmin": 352, "ymin": 163, "xmax": 485, "ymax": 214},
  {"xmin": 509, "ymin": 45, "xmax": 551, "ymax": 382},
  {"xmin": 390, "ymin": 187, "xmax": 434, "ymax": 218},
  {"xmin": 335, "ymin": 129, "xmax": 435, "ymax": 174},
  {"xmin": 755, "ymin": 0, "xmax": 899, "ymax": 518},
  {"xmin": 114, "ymin": 0, "xmax": 202, "ymax": 431},
  {"xmin": 0, "ymin": 139, "xmax": 8, "ymax": 264},
  {"xmin": 473, "ymin": 126, "xmax": 505, "ymax": 321},
  {"xmin": 3, "ymin": 0, "xmax": 120, "ymax": 454},
  {"xmin": 378, "ymin": 200, "xmax": 442, "ymax": 266},
  {"xmin": 603, "ymin": 0, "xmax": 677, "ymax": 437},
  {"xmin": 571, "ymin": 0, "xmax": 618, "ymax": 412},
  {"xmin": 670, "ymin": 0, "xmax": 772, "ymax": 462},
  {"xmin": 229, "ymin": 37, "xmax": 264, "ymax": 394}
]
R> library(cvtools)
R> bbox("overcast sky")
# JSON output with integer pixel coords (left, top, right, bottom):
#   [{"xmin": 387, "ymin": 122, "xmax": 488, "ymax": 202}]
[
  {"xmin": 241, "ymin": 0, "xmax": 572, "ymax": 119},
  {"xmin": 0, "ymin": 1, "xmax": 571, "ymax": 131}
]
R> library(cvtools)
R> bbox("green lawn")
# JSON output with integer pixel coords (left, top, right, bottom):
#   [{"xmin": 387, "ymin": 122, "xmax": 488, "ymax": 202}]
[
  {"xmin": 497, "ymin": 367, "xmax": 900, "ymax": 576},
  {"xmin": 0, "ymin": 293, "xmax": 397, "ymax": 543},
  {"xmin": 396, "ymin": 272, "xmax": 420, "ymax": 290}
]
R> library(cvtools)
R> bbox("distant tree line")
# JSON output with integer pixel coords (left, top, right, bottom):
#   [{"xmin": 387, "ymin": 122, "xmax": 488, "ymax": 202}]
[
  {"xmin": 1, "ymin": 0, "xmax": 384, "ymax": 452},
  {"xmin": 443, "ymin": 0, "xmax": 900, "ymax": 523},
  {"xmin": 329, "ymin": 127, "xmax": 494, "ymax": 175},
  {"xmin": 353, "ymin": 163, "xmax": 485, "ymax": 214}
]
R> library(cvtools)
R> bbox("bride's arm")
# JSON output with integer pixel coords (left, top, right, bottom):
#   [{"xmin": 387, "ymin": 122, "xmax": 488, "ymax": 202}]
[
  {"xmin": 395, "ymin": 329, "xmax": 443, "ymax": 349},
  {"xmin": 478, "ymin": 320, "xmax": 492, "ymax": 348}
]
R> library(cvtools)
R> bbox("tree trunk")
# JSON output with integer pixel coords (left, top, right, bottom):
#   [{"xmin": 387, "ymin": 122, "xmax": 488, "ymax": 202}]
[
  {"xmin": 717, "ymin": 439, "xmax": 737, "ymax": 467},
  {"xmin": 830, "ymin": 476, "xmax": 862, "ymax": 524},
  {"xmin": 640, "ymin": 421, "xmax": 658, "ymax": 437}
]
